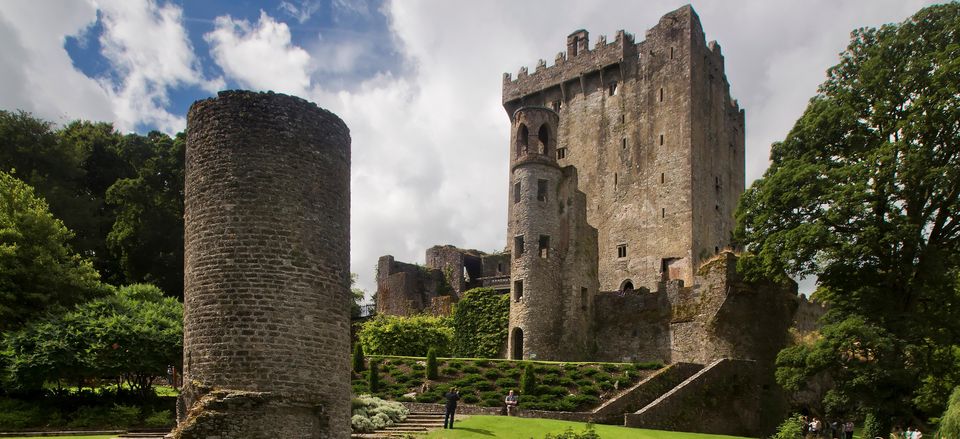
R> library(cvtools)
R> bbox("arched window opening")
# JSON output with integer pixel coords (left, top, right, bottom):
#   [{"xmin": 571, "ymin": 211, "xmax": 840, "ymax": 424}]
[
  {"xmin": 511, "ymin": 328, "xmax": 524, "ymax": 360},
  {"xmin": 516, "ymin": 124, "xmax": 529, "ymax": 157},
  {"xmin": 620, "ymin": 280, "xmax": 634, "ymax": 292},
  {"xmin": 538, "ymin": 124, "xmax": 550, "ymax": 155}
]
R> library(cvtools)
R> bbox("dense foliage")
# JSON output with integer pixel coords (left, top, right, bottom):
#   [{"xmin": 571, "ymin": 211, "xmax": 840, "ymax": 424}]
[
  {"xmin": 772, "ymin": 414, "xmax": 805, "ymax": 439},
  {"xmin": 0, "ymin": 111, "xmax": 185, "ymax": 297},
  {"xmin": 353, "ymin": 343, "xmax": 365, "ymax": 373},
  {"xmin": 350, "ymin": 394, "xmax": 408, "ymax": 433},
  {"xmin": 426, "ymin": 347, "xmax": 438, "ymax": 380},
  {"xmin": 736, "ymin": 3, "xmax": 960, "ymax": 423},
  {"xmin": 450, "ymin": 288, "xmax": 509, "ymax": 358},
  {"xmin": 2, "ymin": 284, "xmax": 182, "ymax": 395},
  {"xmin": 357, "ymin": 314, "xmax": 453, "ymax": 357},
  {"xmin": 0, "ymin": 171, "xmax": 109, "ymax": 330}
]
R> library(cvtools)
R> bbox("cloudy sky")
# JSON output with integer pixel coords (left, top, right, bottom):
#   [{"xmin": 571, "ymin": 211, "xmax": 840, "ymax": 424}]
[{"xmin": 0, "ymin": 0, "xmax": 941, "ymax": 295}]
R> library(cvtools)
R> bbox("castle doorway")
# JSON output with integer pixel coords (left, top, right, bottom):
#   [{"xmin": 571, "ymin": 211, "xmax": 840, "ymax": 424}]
[
  {"xmin": 620, "ymin": 279, "xmax": 634, "ymax": 292},
  {"xmin": 511, "ymin": 328, "xmax": 524, "ymax": 360}
]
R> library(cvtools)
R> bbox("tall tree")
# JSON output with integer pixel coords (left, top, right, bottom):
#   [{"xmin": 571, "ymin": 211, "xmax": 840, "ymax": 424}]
[
  {"xmin": 0, "ymin": 171, "xmax": 109, "ymax": 331},
  {"xmin": 106, "ymin": 131, "xmax": 185, "ymax": 297},
  {"xmin": 736, "ymin": 3, "xmax": 960, "ymax": 423}
]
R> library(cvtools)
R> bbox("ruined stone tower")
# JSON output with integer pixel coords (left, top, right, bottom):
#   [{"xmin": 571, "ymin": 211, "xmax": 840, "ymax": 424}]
[
  {"xmin": 506, "ymin": 107, "xmax": 598, "ymax": 361},
  {"xmin": 503, "ymin": 5, "xmax": 744, "ymax": 293},
  {"xmin": 177, "ymin": 91, "xmax": 351, "ymax": 438}
]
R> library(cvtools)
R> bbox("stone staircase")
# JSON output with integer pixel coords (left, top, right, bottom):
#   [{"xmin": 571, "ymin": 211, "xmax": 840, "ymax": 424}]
[{"xmin": 351, "ymin": 412, "xmax": 445, "ymax": 438}]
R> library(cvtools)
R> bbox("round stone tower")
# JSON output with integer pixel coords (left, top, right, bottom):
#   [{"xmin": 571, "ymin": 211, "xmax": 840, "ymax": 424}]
[
  {"xmin": 507, "ymin": 106, "xmax": 564, "ymax": 360},
  {"xmin": 178, "ymin": 91, "xmax": 351, "ymax": 438}
]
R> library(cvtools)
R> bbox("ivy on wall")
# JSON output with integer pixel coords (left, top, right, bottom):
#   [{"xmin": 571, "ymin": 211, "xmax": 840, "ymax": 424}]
[{"xmin": 450, "ymin": 288, "xmax": 509, "ymax": 358}]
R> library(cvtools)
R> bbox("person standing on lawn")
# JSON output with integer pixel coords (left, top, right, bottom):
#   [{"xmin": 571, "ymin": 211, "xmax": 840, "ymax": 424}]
[
  {"xmin": 504, "ymin": 389, "xmax": 519, "ymax": 415},
  {"xmin": 444, "ymin": 387, "xmax": 460, "ymax": 429}
]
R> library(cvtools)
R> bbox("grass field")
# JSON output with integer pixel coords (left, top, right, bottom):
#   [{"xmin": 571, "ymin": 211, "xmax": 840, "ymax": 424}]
[{"xmin": 422, "ymin": 415, "xmax": 753, "ymax": 439}]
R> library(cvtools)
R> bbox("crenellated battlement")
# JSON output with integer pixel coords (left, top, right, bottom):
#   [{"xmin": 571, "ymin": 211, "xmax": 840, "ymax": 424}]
[{"xmin": 502, "ymin": 4, "xmax": 704, "ymax": 105}]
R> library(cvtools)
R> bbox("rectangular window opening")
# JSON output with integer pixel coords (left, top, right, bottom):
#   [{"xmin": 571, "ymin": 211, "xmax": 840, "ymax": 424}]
[
  {"xmin": 659, "ymin": 134, "xmax": 664, "ymax": 146},
  {"xmin": 539, "ymin": 235, "xmax": 550, "ymax": 258},
  {"xmin": 514, "ymin": 235, "xmax": 524, "ymax": 259},
  {"xmin": 552, "ymin": 100, "xmax": 562, "ymax": 112},
  {"xmin": 557, "ymin": 147, "xmax": 567, "ymax": 159},
  {"xmin": 608, "ymin": 81, "xmax": 618, "ymax": 96},
  {"xmin": 661, "ymin": 208, "xmax": 665, "ymax": 218},
  {"xmin": 514, "ymin": 280, "xmax": 523, "ymax": 301},
  {"xmin": 513, "ymin": 182, "xmax": 521, "ymax": 203},
  {"xmin": 614, "ymin": 172, "xmax": 618, "ymax": 188},
  {"xmin": 659, "ymin": 88, "xmax": 664, "ymax": 102},
  {"xmin": 661, "ymin": 172, "xmax": 665, "ymax": 184},
  {"xmin": 537, "ymin": 179, "xmax": 548, "ymax": 202},
  {"xmin": 622, "ymin": 138, "xmax": 627, "ymax": 150},
  {"xmin": 670, "ymin": 47, "xmax": 675, "ymax": 59},
  {"xmin": 617, "ymin": 244, "xmax": 627, "ymax": 258},
  {"xmin": 620, "ymin": 114, "xmax": 625, "ymax": 123}
]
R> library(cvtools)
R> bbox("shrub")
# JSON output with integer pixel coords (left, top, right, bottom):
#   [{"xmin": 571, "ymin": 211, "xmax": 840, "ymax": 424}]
[
  {"xmin": 415, "ymin": 392, "xmax": 440, "ymax": 403},
  {"xmin": 358, "ymin": 315, "xmax": 453, "ymax": 357},
  {"xmin": 350, "ymin": 395, "xmax": 408, "ymax": 433},
  {"xmin": 474, "ymin": 381, "xmax": 495, "ymax": 391},
  {"xmin": 67, "ymin": 404, "xmax": 139, "ymax": 429},
  {"xmin": 368, "ymin": 361, "xmax": 380, "ymax": 393},
  {"xmin": 462, "ymin": 394, "xmax": 479, "ymax": 404},
  {"xmin": 475, "ymin": 360, "xmax": 491, "ymax": 367},
  {"xmin": 440, "ymin": 366, "xmax": 458, "ymax": 376},
  {"xmin": 450, "ymin": 288, "xmax": 509, "ymax": 358},
  {"xmin": 772, "ymin": 413, "xmax": 804, "ymax": 439},
  {"xmin": 496, "ymin": 378, "xmax": 518, "ymax": 389},
  {"xmin": 483, "ymin": 369, "xmax": 501, "ymax": 380},
  {"xmin": 579, "ymin": 385, "xmax": 600, "ymax": 396},
  {"xmin": 447, "ymin": 361, "xmax": 464, "ymax": 370},
  {"xmin": 462, "ymin": 365, "xmax": 482, "ymax": 374},
  {"xmin": 0, "ymin": 399, "xmax": 44, "ymax": 430},
  {"xmin": 862, "ymin": 412, "xmax": 883, "ymax": 439},
  {"xmin": 541, "ymin": 374, "xmax": 561, "ymax": 385},
  {"xmin": 426, "ymin": 348, "xmax": 439, "ymax": 380},
  {"xmin": 941, "ymin": 386, "xmax": 960, "ymax": 439},
  {"xmin": 544, "ymin": 424, "xmax": 600, "ymax": 439},
  {"xmin": 144, "ymin": 410, "xmax": 173, "ymax": 428},
  {"xmin": 601, "ymin": 364, "xmax": 619, "ymax": 372},
  {"xmin": 521, "ymin": 363, "xmax": 537, "ymax": 396},
  {"xmin": 352, "ymin": 344, "xmax": 365, "ymax": 373}
]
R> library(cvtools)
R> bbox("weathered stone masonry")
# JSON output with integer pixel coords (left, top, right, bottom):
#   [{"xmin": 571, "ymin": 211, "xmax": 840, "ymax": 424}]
[{"xmin": 177, "ymin": 91, "xmax": 351, "ymax": 438}]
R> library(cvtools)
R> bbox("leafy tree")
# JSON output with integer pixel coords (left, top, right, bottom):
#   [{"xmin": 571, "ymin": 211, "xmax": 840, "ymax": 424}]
[
  {"xmin": 350, "ymin": 273, "xmax": 366, "ymax": 319},
  {"xmin": 426, "ymin": 347, "xmax": 438, "ymax": 380},
  {"xmin": 736, "ymin": 3, "xmax": 960, "ymax": 421},
  {"xmin": 368, "ymin": 360, "xmax": 380, "ymax": 394},
  {"xmin": 450, "ymin": 288, "xmax": 509, "ymax": 358},
  {"xmin": 106, "ymin": 132, "xmax": 184, "ymax": 297},
  {"xmin": 2, "ymin": 283, "xmax": 182, "ymax": 395},
  {"xmin": 0, "ymin": 171, "xmax": 109, "ymax": 331}
]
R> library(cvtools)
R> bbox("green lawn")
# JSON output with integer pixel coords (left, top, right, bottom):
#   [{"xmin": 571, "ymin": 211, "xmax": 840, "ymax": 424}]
[{"xmin": 422, "ymin": 415, "xmax": 753, "ymax": 439}]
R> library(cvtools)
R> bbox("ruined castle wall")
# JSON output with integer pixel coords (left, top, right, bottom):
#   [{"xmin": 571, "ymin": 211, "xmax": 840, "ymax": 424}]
[
  {"xmin": 375, "ymin": 255, "xmax": 445, "ymax": 316},
  {"xmin": 592, "ymin": 290, "xmax": 671, "ymax": 363},
  {"xmin": 179, "ymin": 91, "xmax": 350, "ymax": 438}
]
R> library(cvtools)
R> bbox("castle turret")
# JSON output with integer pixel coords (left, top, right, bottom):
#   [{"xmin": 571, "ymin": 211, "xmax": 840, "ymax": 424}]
[{"xmin": 507, "ymin": 107, "xmax": 565, "ymax": 360}]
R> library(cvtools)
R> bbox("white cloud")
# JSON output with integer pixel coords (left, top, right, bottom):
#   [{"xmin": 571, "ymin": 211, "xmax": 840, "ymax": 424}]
[
  {"xmin": 0, "ymin": 1, "xmax": 114, "ymax": 124},
  {"xmin": 205, "ymin": 11, "xmax": 312, "ymax": 96},
  {"xmin": 278, "ymin": 0, "xmax": 323, "ymax": 24},
  {"xmin": 94, "ymin": 0, "xmax": 224, "ymax": 133}
]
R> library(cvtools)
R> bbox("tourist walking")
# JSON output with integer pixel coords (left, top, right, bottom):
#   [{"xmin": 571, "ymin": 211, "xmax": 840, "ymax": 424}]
[
  {"xmin": 844, "ymin": 420, "xmax": 854, "ymax": 439},
  {"xmin": 443, "ymin": 387, "xmax": 460, "ymax": 429}
]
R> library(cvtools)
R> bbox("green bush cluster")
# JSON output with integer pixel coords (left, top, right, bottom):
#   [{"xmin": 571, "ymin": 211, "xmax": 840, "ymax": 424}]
[
  {"xmin": 350, "ymin": 395, "xmax": 408, "ymax": 433},
  {"xmin": 0, "ymin": 396, "xmax": 174, "ymax": 431},
  {"xmin": 357, "ymin": 314, "xmax": 452, "ymax": 357},
  {"xmin": 450, "ymin": 288, "xmax": 509, "ymax": 358}
]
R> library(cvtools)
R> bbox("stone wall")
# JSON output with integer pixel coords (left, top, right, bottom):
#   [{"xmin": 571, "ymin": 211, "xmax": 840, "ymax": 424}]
[
  {"xmin": 625, "ymin": 359, "xmax": 762, "ymax": 437},
  {"xmin": 375, "ymin": 255, "xmax": 446, "ymax": 316},
  {"xmin": 178, "ymin": 90, "xmax": 351, "ymax": 438},
  {"xmin": 590, "ymin": 363, "xmax": 701, "ymax": 424}
]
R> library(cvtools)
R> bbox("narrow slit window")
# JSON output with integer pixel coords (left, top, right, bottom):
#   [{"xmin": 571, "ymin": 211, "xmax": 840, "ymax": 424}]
[
  {"xmin": 670, "ymin": 47, "xmax": 674, "ymax": 59},
  {"xmin": 539, "ymin": 235, "xmax": 550, "ymax": 258},
  {"xmin": 614, "ymin": 173, "xmax": 618, "ymax": 188},
  {"xmin": 497, "ymin": 262, "xmax": 503, "ymax": 273},
  {"xmin": 659, "ymin": 88, "xmax": 664, "ymax": 102},
  {"xmin": 608, "ymin": 81, "xmax": 618, "ymax": 96},
  {"xmin": 514, "ymin": 280, "xmax": 523, "ymax": 301},
  {"xmin": 620, "ymin": 114, "xmax": 625, "ymax": 123},
  {"xmin": 659, "ymin": 134, "xmax": 664, "ymax": 146},
  {"xmin": 617, "ymin": 244, "xmax": 627, "ymax": 258},
  {"xmin": 514, "ymin": 235, "xmax": 524, "ymax": 259},
  {"xmin": 580, "ymin": 287, "xmax": 588, "ymax": 311},
  {"xmin": 537, "ymin": 179, "xmax": 548, "ymax": 202},
  {"xmin": 622, "ymin": 138, "xmax": 627, "ymax": 150},
  {"xmin": 662, "ymin": 208, "xmax": 665, "ymax": 218},
  {"xmin": 513, "ymin": 181, "xmax": 521, "ymax": 203},
  {"xmin": 661, "ymin": 172, "xmax": 665, "ymax": 184}
]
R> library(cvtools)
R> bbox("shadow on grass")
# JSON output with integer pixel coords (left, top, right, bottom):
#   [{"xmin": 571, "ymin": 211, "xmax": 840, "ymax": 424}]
[{"xmin": 455, "ymin": 427, "xmax": 495, "ymax": 436}]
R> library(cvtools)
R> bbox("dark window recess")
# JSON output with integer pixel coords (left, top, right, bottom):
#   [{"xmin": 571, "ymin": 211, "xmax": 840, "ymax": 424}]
[
  {"xmin": 537, "ymin": 179, "xmax": 548, "ymax": 201},
  {"xmin": 557, "ymin": 147, "xmax": 567, "ymax": 159},
  {"xmin": 659, "ymin": 134, "xmax": 664, "ymax": 146},
  {"xmin": 715, "ymin": 176, "xmax": 721, "ymax": 190},
  {"xmin": 620, "ymin": 114, "xmax": 625, "ymax": 123},
  {"xmin": 661, "ymin": 172, "xmax": 665, "ymax": 184},
  {"xmin": 617, "ymin": 244, "xmax": 627, "ymax": 258},
  {"xmin": 514, "ymin": 280, "xmax": 523, "ymax": 301},
  {"xmin": 614, "ymin": 173, "xmax": 618, "ymax": 188},
  {"xmin": 659, "ymin": 88, "xmax": 664, "ymax": 102},
  {"xmin": 670, "ymin": 47, "xmax": 674, "ymax": 59},
  {"xmin": 580, "ymin": 287, "xmax": 588, "ymax": 310},
  {"xmin": 514, "ymin": 235, "xmax": 524, "ymax": 258},
  {"xmin": 715, "ymin": 246, "xmax": 720, "ymax": 255},
  {"xmin": 538, "ymin": 124, "xmax": 550, "ymax": 155},
  {"xmin": 539, "ymin": 235, "xmax": 550, "ymax": 258},
  {"xmin": 622, "ymin": 138, "xmax": 627, "ymax": 150},
  {"xmin": 516, "ymin": 124, "xmax": 529, "ymax": 156},
  {"xmin": 497, "ymin": 262, "xmax": 503, "ymax": 273},
  {"xmin": 608, "ymin": 81, "xmax": 618, "ymax": 96},
  {"xmin": 513, "ymin": 182, "xmax": 521, "ymax": 203},
  {"xmin": 552, "ymin": 100, "xmax": 562, "ymax": 112},
  {"xmin": 662, "ymin": 208, "xmax": 665, "ymax": 218}
]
